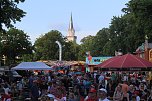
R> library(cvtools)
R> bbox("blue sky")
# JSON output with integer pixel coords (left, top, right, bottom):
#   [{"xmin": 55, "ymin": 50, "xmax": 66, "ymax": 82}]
[{"xmin": 15, "ymin": 0, "xmax": 130, "ymax": 44}]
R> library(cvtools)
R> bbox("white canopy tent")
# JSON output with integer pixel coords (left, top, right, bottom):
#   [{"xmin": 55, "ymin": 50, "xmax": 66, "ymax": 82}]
[{"xmin": 11, "ymin": 62, "xmax": 53, "ymax": 70}]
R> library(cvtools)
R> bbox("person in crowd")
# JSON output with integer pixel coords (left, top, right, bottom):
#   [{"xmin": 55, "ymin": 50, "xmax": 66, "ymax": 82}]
[
  {"xmin": 139, "ymin": 82, "xmax": 147, "ymax": 100},
  {"xmin": 127, "ymin": 85, "xmax": 135, "ymax": 101},
  {"xmin": 121, "ymin": 81, "xmax": 129, "ymax": 101},
  {"xmin": 68, "ymin": 91, "xmax": 76, "ymax": 101},
  {"xmin": 73, "ymin": 85, "xmax": 80, "ymax": 101},
  {"xmin": 139, "ymin": 81, "xmax": 147, "ymax": 91},
  {"xmin": 97, "ymin": 88, "xmax": 110, "ymax": 101},
  {"xmin": 110, "ymin": 80, "xmax": 118, "ymax": 97},
  {"xmin": 16, "ymin": 81, "xmax": 23, "ymax": 96},
  {"xmin": 105, "ymin": 79, "xmax": 111, "ymax": 97},
  {"xmin": 47, "ymin": 94, "xmax": 58, "ymax": 101},
  {"xmin": 132, "ymin": 95, "xmax": 136, "ymax": 101},
  {"xmin": 95, "ymin": 72, "xmax": 100, "ymax": 84},
  {"xmin": 111, "ymin": 72, "xmax": 117, "ymax": 83},
  {"xmin": 84, "ymin": 88, "xmax": 97, "ymax": 101},
  {"xmin": 28, "ymin": 74, "xmax": 34, "ymax": 89},
  {"xmin": 0, "ymin": 89, "xmax": 11, "ymax": 101},
  {"xmin": 77, "ymin": 79, "xmax": 85, "ymax": 101},
  {"xmin": 134, "ymin": 91, "xmax": 140, "ymax": 101},
  {"xmin": 98, "ymin": 73, "xmax": 105, "ymax": 84},
  {"xmin": 147, "ymin": 89, "xmax": 152, "ymax": 101},
  {"xmin": 113, "ymin": 84, "xmax": 123, "ymax": 101},
  {"xmin": 3, "ymin": 82, "xmax": 11, "ymax": 95},
  {"xmin": 83, "ymin": 78, "xmax": 91, "ymax": 96},
  {"xmin": 47, "ymin": 82, "xmax": 52, "ymax": 93},
  {"xmin": 130, "ymin": 75, "xmax": 136, "ymax": 84},
  {"xmin": 72, "ymin": 75, "xmax": 79, "ymax": 86},
  {"xmin": 56, "ymin": 81, "xmax": 66, "ymax": 99},
  {"xmin": 31, "ymin": 80, "xmax": 39, "ymax": 101},
  {"xmin": 123, "ymin": 73, "xmax": 128, "ymax": 82},
  {"xmin": 48, "ymin": 80, "xmax": 57, "ymax": 95}
]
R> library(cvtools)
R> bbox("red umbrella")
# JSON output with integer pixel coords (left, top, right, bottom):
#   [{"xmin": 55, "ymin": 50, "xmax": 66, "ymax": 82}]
[{"xmin": 97, "ymin": 53, "xmax": 152, "ymax": 70}]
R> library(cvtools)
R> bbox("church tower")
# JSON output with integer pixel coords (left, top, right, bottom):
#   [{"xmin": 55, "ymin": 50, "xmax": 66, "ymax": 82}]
[{"xmin": 66, "ymin": 13, "xmax": 77, "ymax": 42}]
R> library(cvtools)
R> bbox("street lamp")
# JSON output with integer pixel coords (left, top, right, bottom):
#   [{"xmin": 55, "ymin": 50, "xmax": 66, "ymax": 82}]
[{"xmin": 55, "ymin": 41, "xmax": 62, "ymax": 61}]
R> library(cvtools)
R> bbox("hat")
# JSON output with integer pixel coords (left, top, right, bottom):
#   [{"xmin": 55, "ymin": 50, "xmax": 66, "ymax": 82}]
[
  {"xmin": 89, "ymin": 88, "xmax": 96, "ymax": 93},
  {"xmin": 99, "ymin": 88, "xmax": 107, "ymax": 93}
]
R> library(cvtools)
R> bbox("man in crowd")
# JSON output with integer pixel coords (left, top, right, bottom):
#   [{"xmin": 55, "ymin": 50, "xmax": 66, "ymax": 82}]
[{"xmin": 98, "ymin": 88, "xmax": 110, "ymax": 101}]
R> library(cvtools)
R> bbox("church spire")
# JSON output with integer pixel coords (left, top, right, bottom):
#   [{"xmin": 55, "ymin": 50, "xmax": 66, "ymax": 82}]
[
  {"xmin": 66, "ymin": 13, "xmax": 77, "ymax": 43},
  {"xmin": 69, "ymin": 13, "xmax": 74, "ymax": 30}
]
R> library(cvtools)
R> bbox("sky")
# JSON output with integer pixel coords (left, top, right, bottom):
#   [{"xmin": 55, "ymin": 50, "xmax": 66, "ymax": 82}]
[{"xmin": 15, "ymin": 0, "xmax": 130, "ymax": 44}]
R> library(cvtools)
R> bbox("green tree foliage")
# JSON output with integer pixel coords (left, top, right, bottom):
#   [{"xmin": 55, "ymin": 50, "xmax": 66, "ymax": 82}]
[
  {"xmin": 121, "ymin": 0, "xmax": 152, "ymax": 53},
  {"xmin": 0, "ymin": 0, "xmax": 26, "ymax": 32},
  {"xmin": 80, "ymin": 0, "xmax": 152, "ymax": 57},
  {"xmin": 94, "ymin": 28, "xmax": 110, "ymax": 56},
  {"xmin": 0, "ymin": 28, "xmax": 33, "ymax": 65},
  {"xmin": 34, "ymin": 30, "xmax": 64, "ymax": 60},
  {"xmin": 78, "ymin": 35, "xmax": 95, "ymax": 60},
  {"xmin": 99, "ymin": 0, "xmax": 152, "ymax": 55},
  {"xmin": 34, "ymin": 30, "xmax": 79, "ymax": 61},
  {"xmin": 108, "ymin": 16, "xmax": 132, "ymax": 54},
  {"xmin": 122, "ymin": 0, "xmax": 152, "ymax": 42},
  {"xmin": 63, "ymin": 41, "xmax": 79, "ymax": 61},
  {"xmin": 22, "ymin": 54, "xmax": 33, "ymax": 62}
]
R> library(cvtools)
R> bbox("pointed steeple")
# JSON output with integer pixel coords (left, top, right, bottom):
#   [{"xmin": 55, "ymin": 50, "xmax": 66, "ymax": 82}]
[
  {"xmin": 66, "ymin": 13, "xmax": 77, "ymax": 43},
  {"xmin": 69, "ymin": 13, "xmax": 74, "ymax": 30}
]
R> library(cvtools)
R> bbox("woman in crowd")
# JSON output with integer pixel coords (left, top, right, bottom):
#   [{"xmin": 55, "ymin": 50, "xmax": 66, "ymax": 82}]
[
  {"xmin": 127, "ymin": 85, "xmax": 135, "ymax": 101},
  {"xmin": 147, "ymin": 89, "xmax": 152, "ymax": 101},
  {"xmin": 113, "ymin": 84, "xmax": 123, "ymax": 101}
]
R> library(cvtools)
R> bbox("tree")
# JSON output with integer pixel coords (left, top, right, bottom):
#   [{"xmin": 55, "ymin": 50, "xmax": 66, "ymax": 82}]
[
  {"xmin": 94, "ymin": 28, "xmax": 110, "ymax": 56},
  {"xmin": 78, "ymin": 0, "xmax": 152, "ymax": 57},
  {"xmin": 34, "ymin": 30, "xmax": 65, "ymax": 60},
  {"xmin": 78, "ymin": 35, "xmax": 95, "ymax": 60},
  {"xmin": 0, "ymin": 28, "xmax": 33, "ymax": 65},
  {"xmin": 0, "ymin": 0, "xmax": 26, "ymax": 32},
  {"xmin": 63, "ymin": 41, "xmax": 79, "ymax": 61},
  {"xmin": 34, "ymin": 30, "xmax": 80, "ymax": 61},
  {"xmin": 122, "ymin": 0, "xmax": 152, "ymax": 43}
]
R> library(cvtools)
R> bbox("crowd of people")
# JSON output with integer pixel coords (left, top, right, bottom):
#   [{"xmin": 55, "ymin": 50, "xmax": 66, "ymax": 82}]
[{"xmin": 0, "ymin": 71, "xmax": 152, "ymax": 101}]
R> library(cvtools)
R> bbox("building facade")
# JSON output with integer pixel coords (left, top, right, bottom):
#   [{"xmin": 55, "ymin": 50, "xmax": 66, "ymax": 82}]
[{"xmin": 135, "ymin": 35, "xmax": 152, "ymax": 62}]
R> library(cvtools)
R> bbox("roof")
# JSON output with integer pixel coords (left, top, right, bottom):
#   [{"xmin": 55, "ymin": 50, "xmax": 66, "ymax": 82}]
[
  {"xmin": 11, "ymin": 62, "xmax": 53, "ymax": 70},
  {"xmin": 39, "ymin": 60, "xmax": 85, "ymax": 67}
]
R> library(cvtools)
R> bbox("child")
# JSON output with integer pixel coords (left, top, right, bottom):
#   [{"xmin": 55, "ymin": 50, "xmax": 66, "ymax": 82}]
[{"xmin": 134, "ymin": 91, "xmax": 140, "ymax": 101}]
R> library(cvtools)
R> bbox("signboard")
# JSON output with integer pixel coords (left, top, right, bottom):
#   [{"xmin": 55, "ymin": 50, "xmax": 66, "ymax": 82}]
[{"xmin": 86, "ymin": 56, "xmax": 112, "ymax": 65}]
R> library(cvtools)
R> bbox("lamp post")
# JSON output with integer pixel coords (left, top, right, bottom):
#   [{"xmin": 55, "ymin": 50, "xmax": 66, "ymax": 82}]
[{"xmin": 55, "ymin": 41, "xmax": 62, "ymax": 61}]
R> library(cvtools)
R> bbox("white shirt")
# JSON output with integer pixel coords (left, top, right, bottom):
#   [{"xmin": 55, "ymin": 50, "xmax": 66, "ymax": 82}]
[
  {"xmin": 98, "ymin": 75, "xmax": 104, "ymax": 82},
  {"xmin": 99, "ymin": 98, "xmax": 110, "ymax": 101},
  {"xmin": 48, "ymin": 76, "xmax": 51, "ymax": 82},
  {"xmin": 3, "ymin": 87, "xmax": 11, "ymax": 95},
  {"xmin": 123, "ymin": 75, "xmax": 128, "ymax": 81},
  {"xmin": 136, "ymin": 96, "xmax": 140, "ymax": 101}
]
